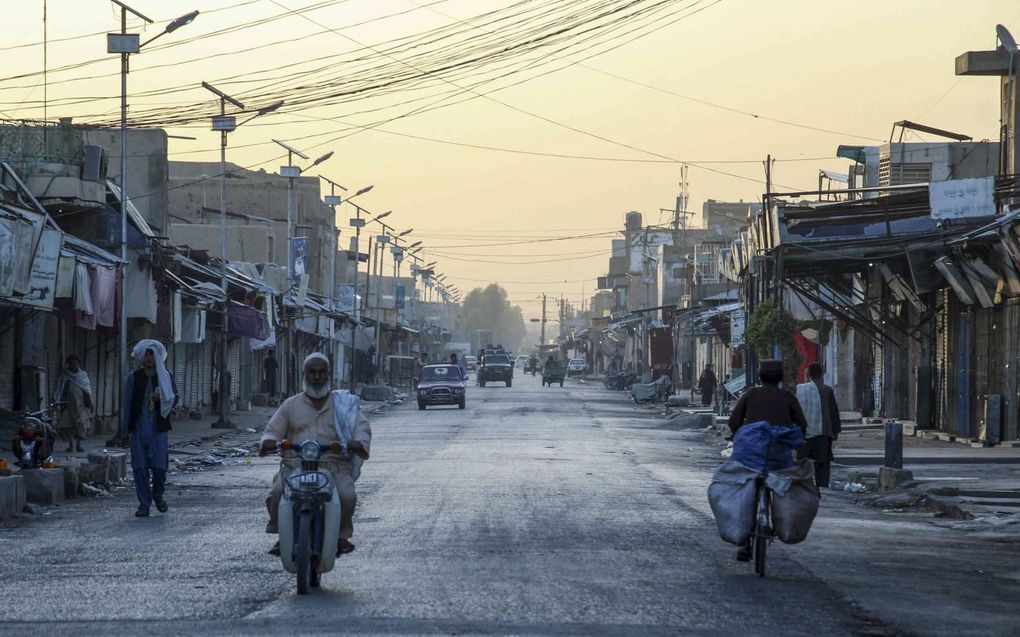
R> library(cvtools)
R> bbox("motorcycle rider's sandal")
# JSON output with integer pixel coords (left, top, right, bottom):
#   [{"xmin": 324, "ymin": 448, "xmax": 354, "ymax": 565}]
[
  {"xmin": 337, "ymin": 539, "xmax": 355, "ymax": 556},
  {"xmin": 155, "ymin": 500, "xmax": 168, "ymax": 513},
  {"xmin": 135, "ymin": 507, "xmax": 150, "ymax": 518}
]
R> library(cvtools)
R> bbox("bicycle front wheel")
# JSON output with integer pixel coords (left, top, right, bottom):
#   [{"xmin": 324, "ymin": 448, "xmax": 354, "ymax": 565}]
[{"xmin": 752, "ymin": 481, "xmax": 769, "ymax": 578}]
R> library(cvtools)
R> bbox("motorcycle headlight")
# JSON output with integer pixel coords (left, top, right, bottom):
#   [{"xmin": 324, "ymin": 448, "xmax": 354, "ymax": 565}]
[{"xmin": 300, "ymin": 440, "xmax": 321, "ymax": 461}]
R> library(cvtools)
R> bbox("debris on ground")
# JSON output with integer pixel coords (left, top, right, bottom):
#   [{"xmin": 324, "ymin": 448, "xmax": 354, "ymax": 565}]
[
  {"xmin": 843, "ymin": 482, "xmax": 868, "ymax": 493},
  {"xmin": 78, "ymin": 482, "xmax": 113, "ymax": 497}
]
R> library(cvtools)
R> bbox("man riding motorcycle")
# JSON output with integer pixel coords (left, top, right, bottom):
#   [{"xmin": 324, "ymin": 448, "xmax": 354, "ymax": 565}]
[{"xmin": 259, "ymin": 353, "xmax": 372, "ymax": 556}]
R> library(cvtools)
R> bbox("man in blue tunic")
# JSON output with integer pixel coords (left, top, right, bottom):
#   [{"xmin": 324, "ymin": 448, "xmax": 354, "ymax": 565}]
[{"xmin": 123, "ymin": 339, "xmax": 179, "ymax": 518}]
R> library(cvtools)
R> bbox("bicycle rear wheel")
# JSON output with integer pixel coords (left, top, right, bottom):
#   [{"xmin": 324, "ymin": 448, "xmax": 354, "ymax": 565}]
[{"xmin": 754, "ymin": 533, "xmax": 767, "ymax": 577}]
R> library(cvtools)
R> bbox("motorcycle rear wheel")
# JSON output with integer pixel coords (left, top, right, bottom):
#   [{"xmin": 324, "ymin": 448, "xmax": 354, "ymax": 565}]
[{"xmin": 296, "ymin": 511, "xmax": 313, "ymax": 594}]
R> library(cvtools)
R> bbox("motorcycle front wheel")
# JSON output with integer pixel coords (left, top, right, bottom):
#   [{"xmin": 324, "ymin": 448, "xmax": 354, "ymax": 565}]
[{"xmin": 296, "ymin": 510, "xmax": 313, "ymax": 594}]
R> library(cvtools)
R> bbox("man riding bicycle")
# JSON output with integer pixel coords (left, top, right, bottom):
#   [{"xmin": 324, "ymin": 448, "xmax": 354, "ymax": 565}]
[{"xmin": 726, "ymin": 359, "xmax": 807, "ymax": 561}]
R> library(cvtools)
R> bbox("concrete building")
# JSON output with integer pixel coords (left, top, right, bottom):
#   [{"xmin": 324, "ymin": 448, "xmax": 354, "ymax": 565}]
[
  {"xmin": 167, "ymin": 162, "xmax": 337, "ymax": 296},
  {"xmin": 701, "ymin": 199, "xmax": 760, "ymax": 240}
]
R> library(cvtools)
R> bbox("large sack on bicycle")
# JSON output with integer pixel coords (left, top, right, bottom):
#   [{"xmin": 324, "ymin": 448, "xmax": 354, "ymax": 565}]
[
  {"xmin": 731, "ymin": 420, "xmax": 803, "ymax": 471},
  {"xmin": 769, "ymin": 459, "xmax": 820, "ymax": 544},
  {"xmin": 707, "ymin": 460, "xmax": 758, "ymax": 545}
]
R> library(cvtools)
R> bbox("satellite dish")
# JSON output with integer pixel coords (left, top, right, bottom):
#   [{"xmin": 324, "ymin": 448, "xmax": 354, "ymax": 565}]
[{"xmin": 997, "ymin": 24, "xmax": 1018, "ymax": 52}]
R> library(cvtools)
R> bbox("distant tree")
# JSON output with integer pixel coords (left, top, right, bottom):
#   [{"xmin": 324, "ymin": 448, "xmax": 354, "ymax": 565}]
[{"xmin": 459, "ymin": 284, "xmax": 526, "ymax": 352}]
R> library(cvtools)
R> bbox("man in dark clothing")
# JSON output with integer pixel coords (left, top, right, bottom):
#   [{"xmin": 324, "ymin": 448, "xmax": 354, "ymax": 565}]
[
  {"xmin": 726, "ymin": 359, "xmax": 808, "ymax": 563},
  {"xmin": 263, "ymin": 349, "xmax": 278, "ymax": 397},
  {"xmin": 698, "ymin": 364, "xmax": 718, "ymax": 407},
  {"xmin": 795, "ymin": 362, "xmax": 841, "ymax": 488},
  {"xmin": 727, "ymin": 360, "xmax": 808, "ymax": 436},
  {"xmin": 124, "ymin": 340, "xmax": 179, "ymax": 518}
]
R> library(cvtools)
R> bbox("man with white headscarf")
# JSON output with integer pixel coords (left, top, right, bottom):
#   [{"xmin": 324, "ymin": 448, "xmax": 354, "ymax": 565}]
[
  {"xmin": 123, "ymin": 339, "xmax": 179, "ymax": 517},
  {"xmin": 259, "ymin": 352, "xmax": 371, "ymax": 557},
  {"xmin": 54, "ymin": 354, "xmax": 93, "ymax": 452}
]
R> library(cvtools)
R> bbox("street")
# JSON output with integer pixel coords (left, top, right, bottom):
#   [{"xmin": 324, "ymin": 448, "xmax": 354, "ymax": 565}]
[{"xmin": 1, "ymin": 375, "xmax": 1018, "ymax": 636}]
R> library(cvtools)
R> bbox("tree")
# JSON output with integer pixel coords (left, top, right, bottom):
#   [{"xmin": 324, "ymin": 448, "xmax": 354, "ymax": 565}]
[
  {"xmin": 458, "ymin": 284, "xmax": 527, "ymax": 352},
  {"xmin": 743, "ymin": 299, "xmax": 802, "ymax": 384}
]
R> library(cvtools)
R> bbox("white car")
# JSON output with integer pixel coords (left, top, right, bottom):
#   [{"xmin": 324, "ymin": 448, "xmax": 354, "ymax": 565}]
[
  {"xmin": 515, "ymin": 355, "xmax": 529, "ymax": 369},
  {"xmin": 567, "ymin": 358, "xmax": 586, "ymax": 376}
]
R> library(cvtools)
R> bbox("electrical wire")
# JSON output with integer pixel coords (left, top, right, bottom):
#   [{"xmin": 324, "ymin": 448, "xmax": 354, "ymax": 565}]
[{"xmin": 0, "ymin": 0, "xmax": 264, "ymax": 52}]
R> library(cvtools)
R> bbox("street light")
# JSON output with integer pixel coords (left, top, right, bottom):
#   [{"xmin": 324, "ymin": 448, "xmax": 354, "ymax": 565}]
[
  {"xmin": 203, "ymin": 81, "xmax": 282, "ymax": 427},
  {"xmin": 107, "ymin": 1, "xmax": 198, "ymax": 441},
  {"xmin": 272, "ymin": 139, "xmax": 334, "ymax": 285},
  {"xmin": 344, "ymin": 188, "xmax": 375, "ymax": 390},
  {"xmin": 408, "ymin": 241, "xmax": 422, "ymax": 249},
  {"xmin": 397, "ymin": 228, "xmax": 414, "ymax": 237}
]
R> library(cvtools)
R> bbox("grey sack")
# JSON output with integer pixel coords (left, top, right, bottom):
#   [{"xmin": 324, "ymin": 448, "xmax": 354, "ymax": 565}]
[
  {"xmin": 771, "ymin": 458, "xmax": 820, "ymax": 544},
  {"xmin": 707, "ymin": 460, "xmax": 758, "ymax": 545}
]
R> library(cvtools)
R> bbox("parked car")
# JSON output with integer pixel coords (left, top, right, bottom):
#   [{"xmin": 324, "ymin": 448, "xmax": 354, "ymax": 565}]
[
  {"xmin": 567, "ymin": 358, "xmax": 586, "ymax": 376},
  {"xmin": 515, "ymin": 355, "xmax": 529, "ymax": 369},
  {"xmin": 464, "ymin": 355, "xmax": 477, "ymax": 371},
  {"xmin": 417, "ymin": 364, "xmax": 467, "ymax": 410},
  {"xmin": 478, "ymin": 353, "xmax": 514, "ymax": 387}
]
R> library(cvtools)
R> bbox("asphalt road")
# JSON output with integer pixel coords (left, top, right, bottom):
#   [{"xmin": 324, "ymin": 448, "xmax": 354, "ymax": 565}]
[{"xmin": 1, "ymin": 372, "xmax": 1017, "ymax": 636}]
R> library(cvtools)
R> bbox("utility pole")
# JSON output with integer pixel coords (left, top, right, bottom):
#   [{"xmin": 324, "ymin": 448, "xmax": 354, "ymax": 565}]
[
  {"xmin": 540, "ymin": 294, "xmax": 547, "ymax": 346},
  {"xmin": 559, "ymin": 296, "xmax": 565, "ymax": 339}
]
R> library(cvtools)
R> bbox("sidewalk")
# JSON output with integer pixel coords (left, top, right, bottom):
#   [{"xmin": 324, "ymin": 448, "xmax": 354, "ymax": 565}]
[{"xmin": 0, "ymin": 406, "xmax": 278, "ymax": 518}]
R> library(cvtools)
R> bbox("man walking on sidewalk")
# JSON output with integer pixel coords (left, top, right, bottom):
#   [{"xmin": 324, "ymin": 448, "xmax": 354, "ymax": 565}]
[
  {"xmin": 698, "ymin": 364, "xmax": 717, "ymax": 407},
  {"xmin": 54, "ymin": 354, "xmax": 93, "ymax": 452},
  {"xmin": 263, "ymin": 349, "xmax": 278, "ymax": 398},
  {"xmin": 123, "ymin": 340, "xmax": 179, "ymax": 517},
  {"xmin": 795, "ymin": 362, "xmax": 841, "ymax": 488}
]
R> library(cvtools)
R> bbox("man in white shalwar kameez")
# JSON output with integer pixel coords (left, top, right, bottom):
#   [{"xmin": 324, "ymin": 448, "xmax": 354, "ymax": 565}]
[{"xmin": 259, "ymin": 353, "xmax": 372, "ymax": 556}]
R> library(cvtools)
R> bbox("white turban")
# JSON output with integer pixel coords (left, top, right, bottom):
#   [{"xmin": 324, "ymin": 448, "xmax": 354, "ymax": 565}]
[
  {"xmin": 131, "ymin": 339, "xmax": 175, "ymax": 419},
  {"xmin": 303, "ymin": 352, "xmax": 330, "ymax": 371}
]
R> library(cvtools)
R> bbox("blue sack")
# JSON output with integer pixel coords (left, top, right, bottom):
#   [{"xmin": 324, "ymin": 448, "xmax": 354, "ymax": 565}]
[{"xmin": 732, "ymin": 421, "xmax": 804, "ymax": 471}]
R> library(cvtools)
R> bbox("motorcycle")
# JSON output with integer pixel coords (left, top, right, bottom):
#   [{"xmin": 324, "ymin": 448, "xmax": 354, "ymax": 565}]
[
  {"xmin": 273, "ymin": 439, "xmax": 344, "ymax": 594},
  {"xmin": 11, "ymin": 403, "xmax": 60, "ymax": 469},
  {"xmin": 604, "ymin": 372, "xmax": 637, "ymax": 390}
]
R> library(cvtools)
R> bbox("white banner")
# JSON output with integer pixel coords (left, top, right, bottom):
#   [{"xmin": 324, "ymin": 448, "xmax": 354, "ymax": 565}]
[
  {"xmin": 929, "ymin": 176, "xmax": 995, "ymax": 220},
  {"xmin": 24, "ymin": 227, "xmax": 63, "ymax": 308},
  {"xmin": 336, "ymin": 284, "xmax": 356, "ymax": 313},
  {"xmin": 729, "ymin": 309, "xmax": 746, "ymax": 349}
]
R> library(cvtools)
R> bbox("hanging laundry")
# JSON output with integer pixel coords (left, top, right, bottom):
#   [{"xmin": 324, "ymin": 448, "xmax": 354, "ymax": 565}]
[
  {"xmin": 172, "ymin": 291, "xmax": 183, "ymax": 343},
  {"xmin": 74, "ymin": 265, "xmax": 97, "ymax": 330},
  {"xmin": 180, "ymin": 309, "xmax": 206, "ymax": 344},
  {"xmin": 94, "ymin": 266, "xmax": 117, "ymax": 327},
  {"xmin": 124, "ymin": 260, "xmax": 157, "ymax": 323},
  {"xmin": 227, "ymin": 303, "xmax": 265, "ymax": 339}
]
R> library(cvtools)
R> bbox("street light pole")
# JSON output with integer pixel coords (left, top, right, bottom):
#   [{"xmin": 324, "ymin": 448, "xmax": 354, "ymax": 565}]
[
  {"xmin": 107, "ymin": 2, "xmax": 197, "ymax": 440},
  {"xmin": 272, "ymin": 140, "xmax": 332, "ymax": 395},
  {"xmin": 342, "ymin": 187, "xmax": 374, "ymax": 389},
  {"xmin": 202, "ymin": 82, "xmax": 282, "ymax": 427},
  {"xmin": 321, "ymin": 181, "xmax": 344, "ymax": 382}
]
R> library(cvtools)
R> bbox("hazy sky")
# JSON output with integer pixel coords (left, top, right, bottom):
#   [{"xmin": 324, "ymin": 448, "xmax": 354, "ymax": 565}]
[{"xmin": 3, "ymin": 0, "xmax": 1017, "ymax": 316}]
